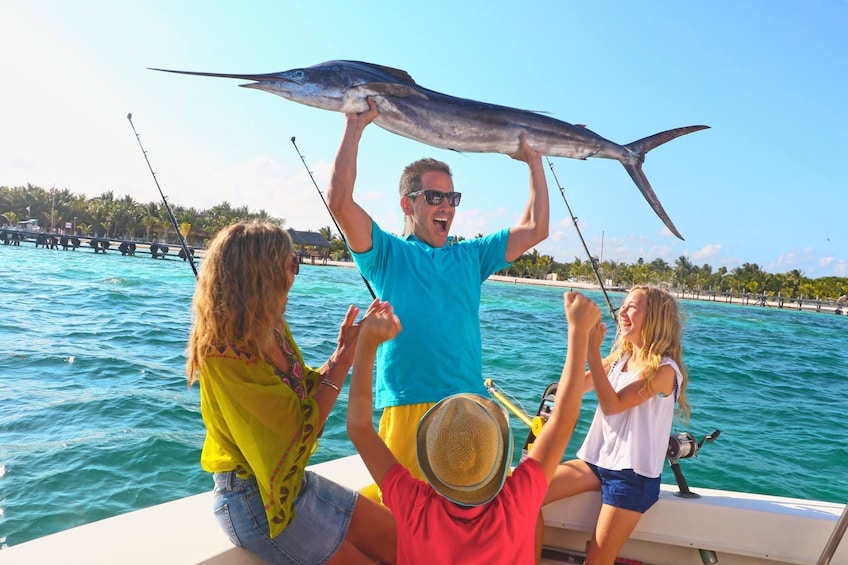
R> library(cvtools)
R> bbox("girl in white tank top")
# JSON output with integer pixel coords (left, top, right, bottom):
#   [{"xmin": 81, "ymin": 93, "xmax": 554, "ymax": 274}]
[{"xmin": 543, "ymin": 285, "xmax": 690, "ymax": 564}]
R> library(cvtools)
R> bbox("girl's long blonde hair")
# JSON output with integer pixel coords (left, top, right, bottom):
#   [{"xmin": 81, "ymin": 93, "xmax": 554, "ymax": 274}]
[
  {"xmin": 606, "ymin": 285, "xmax": 691, "ymax": 422},
  {"xmin": 186, "ymin": 221, "xmax": 294, "ymax": 385}
]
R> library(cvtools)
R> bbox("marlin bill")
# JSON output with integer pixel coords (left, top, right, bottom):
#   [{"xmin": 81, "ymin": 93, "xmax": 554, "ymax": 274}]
[{"xmin": 152, "ymin": 60, "xmax": 708, "ymax": 239}]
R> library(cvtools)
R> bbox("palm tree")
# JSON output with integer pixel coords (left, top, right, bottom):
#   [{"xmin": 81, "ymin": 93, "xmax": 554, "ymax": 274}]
[
  {"xmin": 3, "ymin": 211, "xmax": 20, "ymax": 227},
  {"xmin": 535, "ymin": 254, "xmax": 554, "ymax": 279},
  {"xmin": 674, "ymin": 256, "xmax": 693, "ymax": 288},
  {"xmin": 785, "ymin": 269, "xmax": 804, "ymax": 297},
  {"xmin": 251, "ymin": 208, "xmax": 281, "ymax": 223},
  {"xmin": 87, "ymin": 202, "xmax": 111, "ymax": 237},
  {"xmin": 86, "ymin": 191, "xmax": 118, "ymax": 237},
  {"xmin": 206, "ymin": 202, "xmax": 248, "ymax": 233},
  {"xmin": 44, "ymin": 209, "xmax": 62, "ymax": 233},
  {"xmin": 317, "ymin": 225, "xmax": 348, "ymax": 259},
  {"xmin": 628, "ymin": 258, "xmax": 651, "ymax": 286},
  {"xmin": 63, "ymin": 193, "xmax": 88, "ymax": 233},
  {"xmin": 601, "ymin": 259, "xmax": 626, "ymax": 286},
  {"xmin": 111, "ymin": 195, "xmax": 141, "ymax": 238},
  {"xmin": 3, "ymin": 185, "xmax": 34, "ymax": 219},
  {"xmin": 154, "ymin": 202, "xmax": 174, "ymax": 242},
  {"xmin": 141, "ymin": 202, "xmax": 163, "ymax": 241}
]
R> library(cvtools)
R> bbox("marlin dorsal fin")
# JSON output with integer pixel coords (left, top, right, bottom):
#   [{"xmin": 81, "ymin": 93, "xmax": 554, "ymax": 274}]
[
  {"xmin": 368, "ymin": 64, "xmax": 417, "ymax": 84},
  {"xmin": 358, "ymin": 82, "xmax": 429, "ymax": 99}
]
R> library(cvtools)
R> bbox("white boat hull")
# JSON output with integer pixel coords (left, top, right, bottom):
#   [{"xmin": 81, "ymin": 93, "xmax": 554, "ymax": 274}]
[{"xmin": 0, "ymin": 454, "xmax": 844, "ymax": 564}]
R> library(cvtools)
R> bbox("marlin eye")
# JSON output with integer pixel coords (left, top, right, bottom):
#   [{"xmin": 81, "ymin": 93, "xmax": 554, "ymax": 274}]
[{"xmin": 293, "ymin": 70, "xmax": 305, "ymax": 79}]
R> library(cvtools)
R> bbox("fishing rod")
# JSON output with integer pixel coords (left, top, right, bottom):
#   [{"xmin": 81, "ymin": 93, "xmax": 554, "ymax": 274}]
[
  {"xmin": 289, "ymin": 136, "xmax": 376, "ymax": 300},
  {"xmin": 545, "ymin": 157, "xmax": 618, "ymax": 327},
  {"xmin": 126, "ymin": 113, "xmax": 199, "ymax": 279}
]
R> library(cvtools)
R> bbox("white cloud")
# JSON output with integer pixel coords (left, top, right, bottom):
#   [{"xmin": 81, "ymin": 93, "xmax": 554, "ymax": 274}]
[
  {"xmin": 692, "ymin": 243, "xmax": 722, "ymax": 261},
  {"xmin": 833, "ymin": 261, "xmax": 848, "ymax": 277}
]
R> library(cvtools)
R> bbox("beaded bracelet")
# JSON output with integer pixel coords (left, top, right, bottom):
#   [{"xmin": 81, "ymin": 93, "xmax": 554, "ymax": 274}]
[{"xmin": 321, "ymin": 379, "xmax": 341, "ymax": 393}]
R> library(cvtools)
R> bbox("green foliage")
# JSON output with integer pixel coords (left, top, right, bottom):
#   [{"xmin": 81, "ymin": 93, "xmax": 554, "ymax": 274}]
[
  {"xmin": 318, "ymin": 225, "xmax": 350, "ymax": 260},
  {"xmin": 3, "ymin": 183, "xmax": 846, "ymax": 300},
  {"xmin": 0, "ymin": 184, "xmax": 283, "ymax": 247},
  {"xmin": 496, "ymin": 245, "xmax": 847, "ymax": 301}
]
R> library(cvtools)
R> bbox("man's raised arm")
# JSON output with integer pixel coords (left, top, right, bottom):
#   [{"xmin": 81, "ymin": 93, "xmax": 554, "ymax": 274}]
[{"xmin": 327, "ymin": 97, "xmax": 379, "ymax": 254}]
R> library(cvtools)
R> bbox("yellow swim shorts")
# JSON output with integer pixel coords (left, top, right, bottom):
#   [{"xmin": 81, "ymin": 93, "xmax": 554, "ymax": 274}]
[{"xmin": 378, "ymin": 402, "xmax": 435, "ymax": 482}]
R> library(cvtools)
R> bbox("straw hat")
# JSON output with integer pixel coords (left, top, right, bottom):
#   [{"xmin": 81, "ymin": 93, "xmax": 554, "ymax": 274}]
[{"xmin": 416, "ymin": 393, "xmax": 513, "ymax": 507}]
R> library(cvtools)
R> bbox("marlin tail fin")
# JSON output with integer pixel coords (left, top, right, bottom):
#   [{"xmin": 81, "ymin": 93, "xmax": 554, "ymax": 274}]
[{"xmin": 623, "ymin": 125, "xmax": 710, "ymax": 240}]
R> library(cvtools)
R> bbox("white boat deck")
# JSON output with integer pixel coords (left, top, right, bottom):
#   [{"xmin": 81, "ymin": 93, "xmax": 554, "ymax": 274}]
[{"xmin": 0, "ymin": 455, "xmax": 844, "ymax": 564}]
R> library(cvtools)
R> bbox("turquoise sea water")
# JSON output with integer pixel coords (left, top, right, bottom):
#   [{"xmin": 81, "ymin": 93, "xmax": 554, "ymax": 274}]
[{"xmin": 1, "ymin": 242, "xmax": 847, "ymax": 549}]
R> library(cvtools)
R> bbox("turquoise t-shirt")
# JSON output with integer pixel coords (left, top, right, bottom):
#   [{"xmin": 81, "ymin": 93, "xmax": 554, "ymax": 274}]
[{"xmin": 352, "ymin": 220, "xmax": 510, "ymax": 409}]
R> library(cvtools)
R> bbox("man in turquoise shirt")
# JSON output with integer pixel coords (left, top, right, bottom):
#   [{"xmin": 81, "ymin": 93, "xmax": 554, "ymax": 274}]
[
  {"xmin": 328, "ymin": 97, "xmax": 550, "ymax": 480},
  {"xmin": 353, "ymin": 219, "xmax": 510, "ymax": 409}
]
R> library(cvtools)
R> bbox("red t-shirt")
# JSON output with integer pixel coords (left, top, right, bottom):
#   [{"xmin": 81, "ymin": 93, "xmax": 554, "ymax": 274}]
[{"xmin": 383, "ymin": 458, "xmax": 546, "ymax": 565}]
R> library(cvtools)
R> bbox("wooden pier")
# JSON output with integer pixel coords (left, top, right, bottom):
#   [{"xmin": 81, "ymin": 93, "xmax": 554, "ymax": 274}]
[
  {"xmin": 0, "ymin": 229, "xmax": 201, "ymax": 261},
  {"xmin": 672, "ymin": 287, "xmax": 848, "ymax": 316}
]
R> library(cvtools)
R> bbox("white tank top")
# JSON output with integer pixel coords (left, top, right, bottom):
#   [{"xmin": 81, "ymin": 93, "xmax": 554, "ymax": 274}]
[{"xmin": 576, "ymin": 355, "xmax": 681, "ymax": 478}]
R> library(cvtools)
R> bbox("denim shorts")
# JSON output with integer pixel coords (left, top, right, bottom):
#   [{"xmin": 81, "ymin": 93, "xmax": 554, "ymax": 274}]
[
  {"xmin": 586, "ymin": 462, "xmax": 661, "ymax": 513},
  {"xmin": 212, "ymin": 469, "xmax": 357, "ymax": 564}
]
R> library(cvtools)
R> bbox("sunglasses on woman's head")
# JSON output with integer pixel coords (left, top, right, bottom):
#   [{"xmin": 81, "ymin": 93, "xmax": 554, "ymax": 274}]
[
  {"xmin": 406, "ymin": 190, "xmax": 462, "ymax": 207},
  {"xmin": 289, "ymin": 252, "xmax": 299, "ymax": 276}
]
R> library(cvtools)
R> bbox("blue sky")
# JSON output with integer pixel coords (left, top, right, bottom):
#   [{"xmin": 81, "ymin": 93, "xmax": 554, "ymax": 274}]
[{"xmin": 2, "ymin": 1, "xmax": 847, "ymax": 278}]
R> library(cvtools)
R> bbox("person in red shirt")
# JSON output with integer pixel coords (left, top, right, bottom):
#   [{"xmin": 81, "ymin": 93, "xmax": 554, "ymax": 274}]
[{"xmin": 347, "ymin": 293, "xmax": 602, "ymax": 564}]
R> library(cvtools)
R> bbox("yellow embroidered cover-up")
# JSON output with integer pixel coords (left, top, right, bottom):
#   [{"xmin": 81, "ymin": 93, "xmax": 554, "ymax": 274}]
[{"xmin": 198, "ymin": 323, "xmax": 320, "ymax": 537}]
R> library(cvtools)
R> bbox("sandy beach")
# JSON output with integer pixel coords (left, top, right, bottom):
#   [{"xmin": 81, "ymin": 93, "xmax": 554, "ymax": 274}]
[
  {"xmin": 492, "ymin": 274, "xmax": 848, "ymax": 316},
  {"xmin": 322, "ymin": 259, "xmax": 848, "ymax": 316}
]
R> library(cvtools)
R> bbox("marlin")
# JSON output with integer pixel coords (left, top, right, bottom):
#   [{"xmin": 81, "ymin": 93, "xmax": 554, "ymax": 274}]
[{"xmin": 152, "ymin": 60, "xmax": 709, "ymax": 239}]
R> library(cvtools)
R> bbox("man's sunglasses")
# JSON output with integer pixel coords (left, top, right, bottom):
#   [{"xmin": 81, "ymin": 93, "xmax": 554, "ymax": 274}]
[
  {"xmin": 407, "ymin": 190, "xmax": 462, "ymax": 207},
  {"xmin": 289, "ymin": 252, "xmax": 300, "ymax": 276}
]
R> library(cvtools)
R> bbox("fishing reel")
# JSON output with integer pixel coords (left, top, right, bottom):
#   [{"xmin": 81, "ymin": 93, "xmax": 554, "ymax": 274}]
[{"xmin": 666, "ymin": 429, "xmax": 720, "ymax": 498}]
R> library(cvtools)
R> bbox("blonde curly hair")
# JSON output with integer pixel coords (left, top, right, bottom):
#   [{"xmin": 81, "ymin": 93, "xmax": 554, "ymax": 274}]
[{"xmin": 186, "ymin": 221, "xmax": 294, "ymax": 385}]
